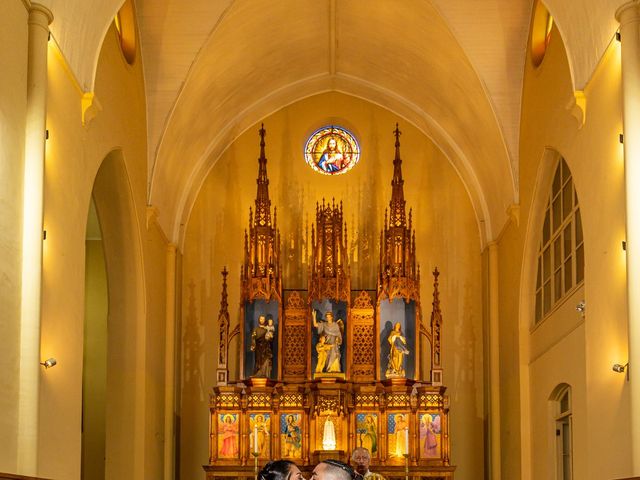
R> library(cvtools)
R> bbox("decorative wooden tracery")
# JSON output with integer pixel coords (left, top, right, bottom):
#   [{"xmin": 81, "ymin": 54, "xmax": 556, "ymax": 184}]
[{"xmin": 308, "ymin": 199, "xmax": 351, "ymax": 302}]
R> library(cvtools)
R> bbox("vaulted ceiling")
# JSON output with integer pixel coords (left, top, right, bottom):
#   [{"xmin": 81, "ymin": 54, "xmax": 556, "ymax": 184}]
[{"xmin": 40, "ymin": 0, "xmax": 623, "ymax": 244}]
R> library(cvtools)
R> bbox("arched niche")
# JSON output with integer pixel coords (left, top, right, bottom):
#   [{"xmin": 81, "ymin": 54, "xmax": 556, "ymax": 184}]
[{"xmin": 90, "ymin": 148, "xmax": 146, "ymax": 479}]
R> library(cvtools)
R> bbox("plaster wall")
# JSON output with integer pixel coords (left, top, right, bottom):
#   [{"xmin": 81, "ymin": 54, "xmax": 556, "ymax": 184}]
[
  {"xmin": 0, "ymin": 1, "xmax": 28, "ymax": 472},
  {"xmin": 83, "ymin": 239, "xmax": 108, "ymax": 479},
  {"xmin": 36, "ymin": 19, "xmax": 167, "ymax": 480},
  {"xmin": 498, "ymin": 21, "xmax": 630, "ymax": 480},
  {"xmin": 180, "ymin": 92, "xmax": 484, "ymax": 480}
]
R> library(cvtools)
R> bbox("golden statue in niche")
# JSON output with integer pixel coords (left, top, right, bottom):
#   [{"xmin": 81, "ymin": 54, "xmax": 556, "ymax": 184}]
[{"xmin": 386, "ymin": 322, "xmax": 410, "ymax": 377}]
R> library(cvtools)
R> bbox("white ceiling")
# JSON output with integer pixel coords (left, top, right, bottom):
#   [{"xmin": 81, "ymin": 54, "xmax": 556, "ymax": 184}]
[{"xmin": 40, "ymin": 0, "xmax": 626, "ymax": 244}]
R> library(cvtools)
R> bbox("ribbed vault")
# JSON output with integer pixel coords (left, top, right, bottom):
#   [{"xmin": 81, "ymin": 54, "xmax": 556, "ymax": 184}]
[{"xmin": 38, "ymin": 0, "xmax": 625, "ymax": 245}]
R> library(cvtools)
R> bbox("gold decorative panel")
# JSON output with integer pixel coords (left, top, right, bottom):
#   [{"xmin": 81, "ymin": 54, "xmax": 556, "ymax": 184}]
[
  {"xmin": 386, "ymin": 394, "xmax": 410, "ymax": 408},
  {"xmin": 419, "ymin": 393, "xmax": 444, "ymax": 409},
  {"xmin": 352, "ymin": 290, "xmax": 373, "ymax": 309},
  {"xmin": 279, "ymin": 393, "xmax": 304, "ymax": 408},
  {"xmin": 352, "ymin": 325, "xmax": 375, "ymax": 364},
  {"xmin": 283, "ymin": 324, "xmax": 306, "ymax": 377},
  {"xmin": 215, "ymin": 393, "xmax": 240, "ymax": 409},
  {"xmin": 355, "ymin": 393, "xmax": 379, "ymax": 408},
  {"xmin": 248, "ymin": 393, "xmax": 272, "ymax": 408}
]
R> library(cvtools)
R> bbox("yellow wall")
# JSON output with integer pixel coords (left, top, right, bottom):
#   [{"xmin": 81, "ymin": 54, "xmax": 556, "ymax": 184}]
[
  {"xmin": 498, "ymin": 21, "xmax": 631, "ymax": 480},
  {"xmin": 0, "ymin": 0, "xmax": 28, "ymax": 472},
  {"xmin": 36, "ymin": 17, "xmax": 168, "ymax": 480},
  {"xmin": 83, "ymin": 237, "xmax": 108, "ymax": 479},
  {"xmin": 180, "ymin": 92, "xmax": 485, "ymax": 480}
]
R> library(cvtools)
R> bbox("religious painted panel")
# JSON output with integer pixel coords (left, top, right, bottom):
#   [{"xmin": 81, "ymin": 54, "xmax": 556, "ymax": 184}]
[
  {"xmin": 304, "ymin": 125, "xmax": 360, "ymax": 175},
  {"xmin": 217, "ymin": 413, "xmax": 240, "ymax": 459},
  {"xmin": 280, "ymin": 413, "xmax": 303, "ymax": 459},
  {"xmin": 419, "ymin": 413, "xmax": 442, "ymax": 459},
  {"xmin": 311, "ymin": 299, "xmax": 348, "ymax": 378},
  {"xmin": 244, "ymin": 299, "xmax": 279, "ymax": 379},
  {"xmin": 249, "ymin": 413, "xmax": 271, "ymax": 458},
  {"xmin": 379, "ymin": 298, "xmax": 416, "ymax": 379},
  {"xmin": 355, "ymin": 413, "xmax": 379, "ymax": 458},
  {"xmin": 387, "ymin": 412, "xmax": 409, "ymax": 458}
]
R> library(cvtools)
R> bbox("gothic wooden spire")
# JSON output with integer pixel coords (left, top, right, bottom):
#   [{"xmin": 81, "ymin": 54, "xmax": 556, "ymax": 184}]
[
  {"xmin": 254, "ymin": 123, "xmax": 272, "ymax": 228},
  {"xmin": 430, "ymin": 267, "xmax": 443, "ymax": 385},
  {"xmin": 241, "ymin": 124, "xmax": 282, "ymax": 302},
  {"xmin": 389, "ymin": 123, "xmax": 407, "ymax": 227},
  {"xmin": 216, "ymin": 267, "xmax": 230, "ymax": 385},
  {"xmin": 378, "ymin": 124, "xmax": 419, "ymax": 301}
]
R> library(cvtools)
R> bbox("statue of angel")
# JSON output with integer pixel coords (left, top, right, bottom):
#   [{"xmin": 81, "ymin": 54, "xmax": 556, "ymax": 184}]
[{"xmin": 312, "ymin": 309, "xmax": 344, "ymax": 373}]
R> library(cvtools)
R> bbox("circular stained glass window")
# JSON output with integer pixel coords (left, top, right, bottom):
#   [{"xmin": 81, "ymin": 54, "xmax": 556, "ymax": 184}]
[{"xmin": 305, "ymin": 126, "xmax": 360, "ymax": 175}]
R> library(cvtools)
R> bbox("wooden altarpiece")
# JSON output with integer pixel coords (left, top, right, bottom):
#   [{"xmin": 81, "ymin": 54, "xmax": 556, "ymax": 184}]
[{"xmin": 206, "ymin": 125, "xmax": 454, "ymax": 480}]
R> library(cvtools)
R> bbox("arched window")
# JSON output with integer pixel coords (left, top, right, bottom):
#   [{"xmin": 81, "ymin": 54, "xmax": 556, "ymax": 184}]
[
  {"xmin": 114, "ymin": 0, "xmax": 137, "ymax": 65},
  {"xmin": 553, "ymin": 385, "xmax": 573, "ymax": 480},
  {"xmin": 531, "ymin": 0, "xmax": 554, "ymax": 67},
  {"xmin": 535, "ymin": 158, "xmax": 584, "ymax": 323}
]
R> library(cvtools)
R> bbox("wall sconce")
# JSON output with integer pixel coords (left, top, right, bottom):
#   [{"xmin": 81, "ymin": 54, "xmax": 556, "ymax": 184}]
[
  {"xmin": 40, "ymin": 357, "xmax": 57, "ymax": 369},
  {"xmin": 613, "ymin": 363, "xmax": 629, "ymax": 380},
  {"xmin": 576, "ymin": 301, "xmax": 586, "ymax": 316}
]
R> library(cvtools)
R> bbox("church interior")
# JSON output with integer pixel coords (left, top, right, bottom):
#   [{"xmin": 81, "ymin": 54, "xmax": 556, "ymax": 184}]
[{"xmin": 1, "ymin": 1, "xmax": 639, "ymax": 479}]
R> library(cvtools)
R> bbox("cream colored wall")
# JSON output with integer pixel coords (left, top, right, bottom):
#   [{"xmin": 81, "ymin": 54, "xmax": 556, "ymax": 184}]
[
  {"xmin": 180, "ymin": 92, "xmax": 484, "ymax": 480},
  {"xmin": 0, "ymin": 1, "xmax": 28, "ymax": 473},
  {"xmin": 83, "ymin": 238, "xmax": 108, "ymax": 479},
  {"xmin": 36, "ymin": 17, "xmax": 168, "ymax": 480},
  {"xmin": 498, "ymin": 21, "xmax": 631, "ymax": 480}
]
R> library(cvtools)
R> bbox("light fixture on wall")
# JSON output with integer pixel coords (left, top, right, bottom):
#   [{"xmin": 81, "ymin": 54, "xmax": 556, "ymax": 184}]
[
  {"xmin": 40, "ymin": 357, "xmax": 57, "ymax": 369},
  {"xmin": 575, "ymin": 301, "xmax": 586, "ymax": 316},
  {"xmin": 613, "ymin": 363, "xmax": 629, "ymax": 380}
]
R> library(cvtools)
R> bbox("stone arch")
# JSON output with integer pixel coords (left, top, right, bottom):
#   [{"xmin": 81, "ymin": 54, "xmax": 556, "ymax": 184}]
[{"xmin": 90, "ymin": 148, "xmax": 146, "ymax": 479}]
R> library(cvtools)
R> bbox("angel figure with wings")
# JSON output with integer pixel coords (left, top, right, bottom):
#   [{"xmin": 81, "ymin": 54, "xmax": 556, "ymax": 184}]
[{"xmin": 312, "ymin": 309, "xmax": 344, "ymax": 373}]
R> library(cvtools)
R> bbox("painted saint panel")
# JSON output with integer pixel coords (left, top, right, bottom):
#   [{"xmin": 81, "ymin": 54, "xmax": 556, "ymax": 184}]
[
  {"xmin": 249, "ymin": 413, "xmax": 271, "ymax": 458},
  {"xmin": 379, "ymin": 298, "xmax": 416, "ymax": 379},
  {"xmin": 217, "ymin": 413, "xmax": 240, "ymax": 459},
  {"xmin": 356, "ymin": 413, "xmax": 379, "ymax": 457},
  {"xmin": 419, "ymin": 413, "xmax": 442, "ymax": 459},
  {"xmin": 244, "ymin": 299, "xmax": 279, "ymax": 379},
  {"xmin": 304, "ymin": 125, "xmax": 360, "ymax": 175},
  {"xmin": 311, "ymin": 299, "xmax": 348, "ymax": 377},
  {"xmin": 280, "ymin": 413, "xmax": 303, "ymax": 458},
  {"xmin": 387, "ymin": 412, "xmax": 409, "ymax": 458}
]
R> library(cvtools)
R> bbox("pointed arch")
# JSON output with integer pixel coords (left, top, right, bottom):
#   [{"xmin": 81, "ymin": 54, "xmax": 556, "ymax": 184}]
[
  {"xmin": 517, "ymin": 147, "xmax": 564, "ymax": 479},
  {"xmin": 90, "ymin": 148, "xmax": 147, "ymax": 478}
]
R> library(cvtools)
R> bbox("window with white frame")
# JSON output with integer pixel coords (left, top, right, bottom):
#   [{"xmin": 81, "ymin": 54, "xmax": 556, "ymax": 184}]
[{"xmin": 535, "ymin": 158, "xmax": 584, "ymax": 324}]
